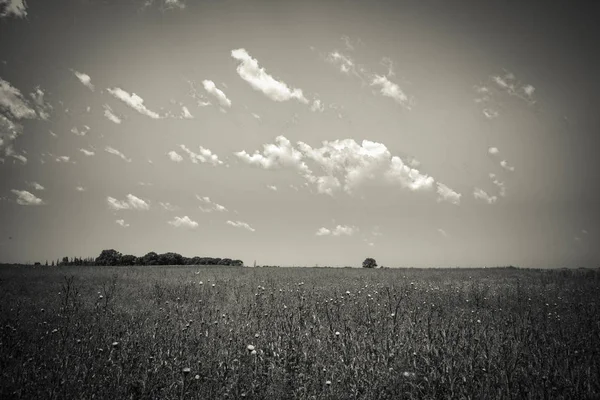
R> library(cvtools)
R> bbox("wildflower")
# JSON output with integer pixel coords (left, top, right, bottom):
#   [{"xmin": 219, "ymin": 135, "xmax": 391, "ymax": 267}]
[
  {"xmin": 250, "ymin": 350, "xmax": 257, "ymax": 355},
  {"xmin": 402, "ymin": 371, "xmax": 416, "ymax": 378},
  {"xmin": 335, "ymin": 331, "xmax": 340, "ymax": 337},
  {"xmin": 183, "ymin": 367, "xmax": 191, "ymax": 375},
  {"xmin": 199, "ymin": 281, "xmax": 203, "ymax": 285},
  {"xmin": 247, "ymin": 344, "xmax": 255, "ymax": 352},
  {"xmin": 255, "ymin": 333, "xmax": 260, "ymax": 338},
  {"xmin": 212, "ymin": 283, "xmax": 216, "ymax": 288},
  {"xmin": 325, "ymin": 380, "xmax": 332, "ymax": 386},
  {"xmin": 99, "ymin": 295, "xmax": 104, "ymax": 299},
  {"xmin": 195, "ymin": 374, "xmax": 200, "ymax": 380},
  {"xmin": 112, "ymin": 341, "xmax": 119, "ymax": 347},
  {"xmin": 477, "ymin": 319, "xmax": 481, "ymax": 324}
]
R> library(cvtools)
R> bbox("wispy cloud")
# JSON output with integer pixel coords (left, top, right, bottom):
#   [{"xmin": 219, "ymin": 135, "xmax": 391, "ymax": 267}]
[
  {"xmin": 29, "ymin": 182, "xmax": 44, "ymax": 191},
  {"xmin": 107, "ymin": 87, "xmax": 160, "ymax": 119},
  {"xmin": 29, "ymin": 87, "xmax": 52, "ymax": 120},
  {"xmin": 489, "ymin": 173, "xmax": 507, "ymax": 197},
  {"xmin": 107, "ymin": 194, "xmax": 150, "ymax": 211},
  {"xmin": 71, "ymin": 125, "xmax": 90, "ymax": 136},
  {"xmin": 115, "ymin": 219, "xmax": 130, "ymax": 227},
  {"xmin": 179, "ymin": 144, "xmax": 223, "ymax": 166},
  {"xmin": 231, "ymin": 48, "xmax": 308, "ymax": 104},
  {"xmin": 202, "ymin": 80, "xmax": 232, "ymax": 108},
  {"xmin": 181, "ymin": 106, "xmax": 194, "ymax": 119},
  {"xmin": 316, "ymin": 224, "xmax": 358, "ymax": 236},
  {"xmin": 196, "ymin": 195, "xmax": 227, "ymax": 212},
  {"xmin": 75, "ymin": 186, "xmax": 85, "ymax": 192},
  {"xmin": 488, "ymin": 147, "xmax": 499, "ymax": 155},
  {"xmin": 105, "ymin": 146, "xmax": 131, "ymax": 162},
  {"xmin": 473, "ymin": 188, "xmax": 497, "ymax": 204},
  {"xmin": 80, "ymin": 148, "xmax": 95, "ymax": 156},
  {"xmin": 226, "ymin": 220, "xmax": 255, "ymax": 232},
  {"xmin": 267, "ymin": 185, "xmax": 278, "ymax": 191},
  {"xmin": 168, "ymin": 215, "xmax": 198, "ymax": 229},
  {"xmin": 11, "ymin": 189, "xmax": 44, "ymax": 206},
  {"xmin": 103, "ymin": 104, "xmax": 122, "ymax": 124},
  {"xmin": 72, "ymin": 70, "xmax": 94, "ymax": 91},
  {"xmin": 437, "ymin": 228, "xmax": 448, "ymax": 237},
  {"xmin": 55, "ymin": 156, "xmax": 71, "ymax": 163},
  {"xmin": 159, "ymin": 202, "xmax": 176, "ymax": 211},
  {"xmin": 500, "ymin": 160, "xmax": 515, "ymax": 172}
]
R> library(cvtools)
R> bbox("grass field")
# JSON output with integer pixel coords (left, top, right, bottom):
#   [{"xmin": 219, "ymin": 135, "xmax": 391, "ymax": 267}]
[{"xmin": 1, "ymin": 265, "xmax": 599, "ymax": 399}]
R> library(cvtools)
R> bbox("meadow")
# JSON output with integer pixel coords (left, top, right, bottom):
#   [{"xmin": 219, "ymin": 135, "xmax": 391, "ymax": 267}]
[{"xmin": 1, "ymin": 265, "xmax": 599, "ymax": 399}]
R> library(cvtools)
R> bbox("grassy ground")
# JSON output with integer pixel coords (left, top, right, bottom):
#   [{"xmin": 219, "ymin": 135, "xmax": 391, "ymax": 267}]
[{"xmin": 1, "ymin": 265, "xmax": 599, "ymax": 399}]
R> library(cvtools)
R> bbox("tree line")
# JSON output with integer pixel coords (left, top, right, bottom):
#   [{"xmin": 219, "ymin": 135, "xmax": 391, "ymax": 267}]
[{"xmin": 39, "ymin": 249, "xmax": 244, "ymax": 267}]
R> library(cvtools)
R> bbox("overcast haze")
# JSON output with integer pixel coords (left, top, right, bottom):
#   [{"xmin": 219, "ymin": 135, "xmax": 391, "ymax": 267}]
[{"xmin": 0, "ymin": 0, "xmax": 598, "ymax": 267}]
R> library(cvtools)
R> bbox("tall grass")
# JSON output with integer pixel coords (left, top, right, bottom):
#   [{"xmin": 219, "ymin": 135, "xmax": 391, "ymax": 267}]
[{"xmin": 1, "ymin": 266, "xmax": 599, "ymax": 399}]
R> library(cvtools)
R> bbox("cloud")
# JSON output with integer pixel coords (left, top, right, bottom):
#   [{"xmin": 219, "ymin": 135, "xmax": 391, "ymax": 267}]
[
  {"xmin": 0, "ymin": 114, "xmax": 23, "ymax": 161},
  {"xmin": 167, "ymin": 150, "xmax": 183, "ymax": 162},
  {"xmin": 489, "ymin": 173, "xmax": 506, "ymax": 197},
  {"xmin": 0, "ymin": 78, "xmax": 36, "ymax": 119},
  {"xmin": 107, "ymin": 194, "xmax": 150, "ymax": 211},
  {"xmin": 231, "ymin": 48, "xmax": 308, "ymax": 104},
  {"xmin": 71, "ymin": 125, "xmax": 90, "ymax": 136},
  {"xmin": 11, "ymin": 189, "xmax": 43, "ymax": 206},
  {"xmin": 103, "ymin": 104, "xmax": 122, "ymax": 124},
  {"xmin": 181, "ymin": 106, "xmax": 194, "ymax": 119},
  {"xmin": 488, "ymin": 147, "xmax": 499, "ymax": 155},
  {"xmin": 164, "ymin": 0, "xmax": 185, "ymax": 9},
  {"xmin": 341, "ymin": 35, "xmax": 355, "ymax": 51},
  {"xmin": 226, "ymin": 220, "xmax": 255, "ymax": 232},
  {"xmin": 316, "ymin": 224, "xmax": 358, "ymax": 236},
  {"xmin": 196, "ymin": 195, "xmax": 227, "ymax": 212},
  {"xmin": 239, "ymin": 136, "xmax": 438, "ymax": 197},
  {"xmin": 80, "ymin": 148, "xmax": 95, "ymax": 156},
  {"xmin": 105, "ymin": 146, "xmax": 131, "ymax": 162},
  {"xmin": 310, "ymin": 99, "xmax": 324, "ymax": 112},
  {"xmin": 500, "ymin": 160, "xmax": 515, "ymax": 172},
  {"xmin": 29, "ymin": 182, "xmax": 44, "ymax": 191},
  {"xmin": 168, "ymin": 216, "xmax": 198, "ymax": 229},
  {"xmin": 10, "ymin": 152, "xmax": 26, "ymax": 164},
  {"xmin": 159, "ymin": 202, "xmax": 176, "ymax": 211},
  {"xmin": 107, "ymin": 87, "xmax": 160, "ymax": 119},
  {"xmin": 315, "ymin": 227, "xmax": 330, "ymax": 236},
  {"xmin": 115, "ymin": 219, "xmax": 130, "ymax": 228},
  {"xmin": 326, "ymin": 51, "xmax": 359, "ymax": 76},
  {"xmin": 437, "ymin": 228, "xmax": 448, "ymax": 237},
  {"xmin": 267, "ymin": 185, "xmax": 278, "ymax": 191},
  {"xmin": 180, "ymin": 144, "xmax": 223, "ymax": 166},
  {"xmin": 72, "ymin": 70, "xmax": 94, "ymax": 91},
  {"xmin": 582, "ymin": 229, "xmax": 588, "ymax": 235},
  {"xmin": 371, "ymin": 75, "xmax": 411, "ymax": 108},
  {"xmin": 202, "ymin": 80, "xmax": 232, "ymax": 108},
  {"xmin": 75, "ymin": 186, "xmax": 85, "ymax": 192},
  {"xmin": 483, "ymin": 108, "xmax": 499, "ymax": 119},
  {"xmin": 55, "ymin": 156, "xmax": 70, "ymax": 163},
  {"xmin": 235, "ymin": 136, "xmax": 311, "ymax": 175},
  {"xmin": 488, "ymin": 71, "xmax": 536, "ymax": 105},
  {"xmin": 0, "ymin": 0, "xmax": 27, "ymax": 18},
  {"xmin": 473, "ymin": 188, "xmax": 497, "ymax": 204},
  {"xmin": 29, "ymin": 87, "xmax": 52, "ymax": 120},
  {"xmin": 436, "ymin": 182, "xmax": 461, "ymax": 205}
]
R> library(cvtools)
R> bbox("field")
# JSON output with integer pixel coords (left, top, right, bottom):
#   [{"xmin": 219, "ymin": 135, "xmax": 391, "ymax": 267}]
[{"xmin": 1, "ymin": 265, "xmax": 599, "ymax": 399}]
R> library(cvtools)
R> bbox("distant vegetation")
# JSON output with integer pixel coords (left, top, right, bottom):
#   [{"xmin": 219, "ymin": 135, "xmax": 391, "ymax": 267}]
[{"xmin": 36, "ymin": 249, "xmax": 244, "ymax": 267}]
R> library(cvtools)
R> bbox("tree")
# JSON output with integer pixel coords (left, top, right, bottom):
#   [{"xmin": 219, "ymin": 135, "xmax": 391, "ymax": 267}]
[
  {"xmin": 95, "ymin": 249, "xmax": 123, "ymax": 266},
  {"xmin": 121, "ymin": 254, "xmax": 137, "ymax": 266},
  {"xmin": 362, "ymin": 258, "xmax": 377, "ymax": 269}
]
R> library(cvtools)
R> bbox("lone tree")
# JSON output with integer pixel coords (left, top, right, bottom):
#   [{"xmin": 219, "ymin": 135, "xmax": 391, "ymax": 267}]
[{"xmin": 362, "ymin": 257, "xmax": 377, "ymax": 269}]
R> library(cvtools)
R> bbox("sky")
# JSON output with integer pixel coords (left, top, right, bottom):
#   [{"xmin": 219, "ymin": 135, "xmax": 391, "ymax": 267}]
[{"xmin": 0, "ymin": 0, "xmax": 598, "ymax": 267}]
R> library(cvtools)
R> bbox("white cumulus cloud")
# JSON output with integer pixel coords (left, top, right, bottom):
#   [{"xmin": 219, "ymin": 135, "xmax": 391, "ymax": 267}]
[
  {"xmin": 11, "ymin": 189, "xmax": 43, "ymax": 205},
  {"xmin": 107, "ymin": 194, "xmax": 150, "ymax": 211},
  {"xmin": 202, "ymin": 80, "xmax": 232, "ymax": 108},
  {"xmin": 371, "ymin": 75, "xmax": 411, "ymax": 108},
  {"xmin": 196, "ymin": 195, "xmax": 227, "ymax": 212},
  {"xmin": 0, "ymin": 0, "xmax": 28, "ymax": 18},
  {"xmin": 80, "ymin": 148, "xmax": 95, "ymax": 156},
  {"xmin": 72, "ymin": 70, "xmax": 94, "ymax": 91},
  {"xmin": 316, "ymin": 224, "xmax": 358, "ymax": 236},
  {"xmin": 180, "ymin": 144, "xmax": 223, "ymax": 166},
  {"xmin": 169, "ymin": 215, "xmax": 198, "ymax": 229},
  {"xmin": 167, "ymin": 150, "xmax": 183, "ymax": 162},
  {"xmin": 231, "ymin": 48, "xmax": 308, "ymax": 104},
  {"xmin": 500, "ymin": 160, "xmax": 515, "ymax": 172},
  {"xmin": 115, "ymin": 219, "xmax": 130, "ymax": 228},
  {"xmin": 107, "ymin": 87, "xmax": 160, "ymax": 119},
  {"xmin": 436, "ymin": 183, "xmax": 461, "ymax": 205}
]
